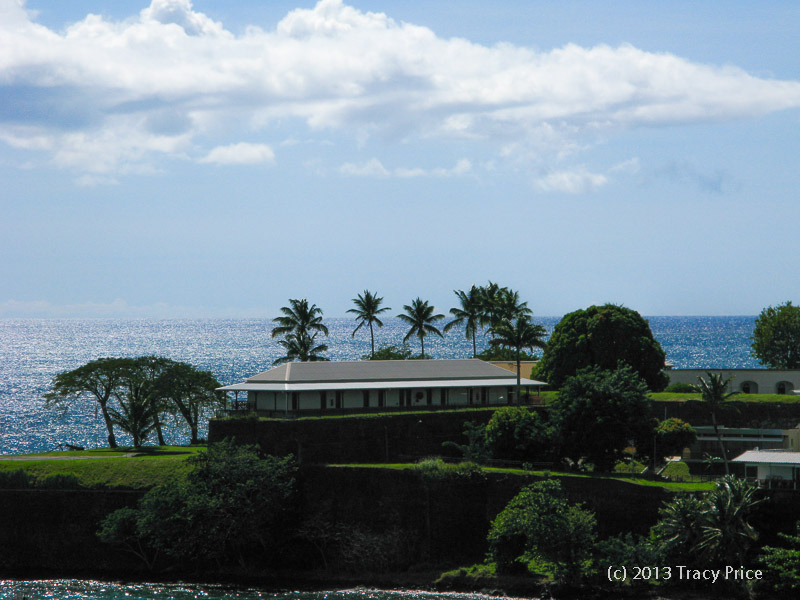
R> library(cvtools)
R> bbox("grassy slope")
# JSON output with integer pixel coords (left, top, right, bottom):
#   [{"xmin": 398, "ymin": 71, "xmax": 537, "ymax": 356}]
[
  {"xmin": 0, "ymin": 446, "xmax": 203, "ymax": 489},
  {"xmin": 331, "ymin": 462, "xmax": 714, "ymax": 492}
]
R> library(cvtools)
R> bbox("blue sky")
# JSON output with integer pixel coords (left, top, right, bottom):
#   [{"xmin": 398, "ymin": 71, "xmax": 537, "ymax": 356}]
[{"xmin": 2, "ymin": 0, "xmax": 800, "ymax": 318}]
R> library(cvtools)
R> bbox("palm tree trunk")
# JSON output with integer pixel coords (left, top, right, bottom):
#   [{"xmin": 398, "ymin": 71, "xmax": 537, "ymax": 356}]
[
  {"xmin": 472, "ymin": 330, "xmax": 477, "ymax": 358},
  {"xmin": 369, "ymin": 322, "xmax": 375, "ymax": 359},
  {"xmin": 420, "ymin": 336, "xmax": 425, "ymax": 359},
  {"xmin": 711, "ymin": 412, "xmax": 730, "ymax": 476},
  {"xmin": 515, "ymin": 348, "xmax": 521, "ymax": 405}
]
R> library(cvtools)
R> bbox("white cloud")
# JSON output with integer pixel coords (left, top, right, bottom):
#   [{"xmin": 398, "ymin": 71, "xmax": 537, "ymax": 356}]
[
  {"xmin": 611, "ymin": 157, "xmax": 641, "ymax": 174},
  {"xmin": 534, "ymin": 168, "xmax": 608, "ymax": 194},
  {"xmin": 340, "ymin": 158, "xmax": 471, "ymax": 178},
  {"xmin": 1, "ymin": 0, "xmax": 799, "ymax": 175},
  {"xmin": 339, "ymin": 158, "xmax": 390, "ymax": 177},
  {"xmin": 201, "ymin": 142, "xmax": 275, "ymax": 165}
]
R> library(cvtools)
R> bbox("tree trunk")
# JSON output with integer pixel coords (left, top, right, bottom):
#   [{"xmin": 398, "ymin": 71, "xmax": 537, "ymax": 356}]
[
  {"xmin": 99, "ymin": 400, "xmax": 118, "ymax": 448},
  {"xmin": 420, "ymin": 336, "xmax": 425, "ymax": 359},
  {"xmin": 515, "ymin": 348, "xmax": 521, "ymax": 405},
  {"xmin": 369, "ymin": 322, "xmax": 375, "ymax": 359},
  {"xmin": 154, "ymin": 412, "xmax": 166, "ymax": 446},
  {"xmin": 472, "ymin": 331, "xmax": 477, "ymax": 358},
  {"xmin": 711, "ymin": 412, "xmax": 730, "ymax": 476}
]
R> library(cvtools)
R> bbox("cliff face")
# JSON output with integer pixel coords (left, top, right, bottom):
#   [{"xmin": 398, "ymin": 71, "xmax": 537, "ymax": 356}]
[
  {"xmin": 209, "ymin": 409, "xmax": 508, "ymax": 463},
  {"xmin": 0, "ymin": 467, "xmax": 670, "ymax": 576}
]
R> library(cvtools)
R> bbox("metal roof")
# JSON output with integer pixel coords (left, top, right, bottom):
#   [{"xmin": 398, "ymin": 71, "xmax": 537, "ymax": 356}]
[
  {"xmin": 218, "ymin": 359, "xmax": 547, "ymax": 392},
  {"xmin": 245, "ymin": 358, "xmax": 540, "ymax": 384},
  {"xmin": 219, "ymin": 376, "xmax": 543, "ymax": 392},
  {"xmin": 732, "ymin": 450, "xmax": 800, "ymax": 465}
]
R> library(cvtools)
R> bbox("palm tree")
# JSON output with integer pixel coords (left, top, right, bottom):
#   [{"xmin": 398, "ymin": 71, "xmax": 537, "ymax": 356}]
[
  {"xmin": 443, "ymin": 286, "xmax": 484, "ymax": 358},
  {"xmin": 478, "ymin": 282, "xmax": 532, "ymax": 337},
  {"xmin": 397, "ymin": 298, "xmax": 444, "ymax": 359},
  {"xmin": 698, "ymin": 475, "xmax": 762, "ymax": 565},
  {"xmin": 692, "ymin": 372, "xmax": 737, "ymax": 475},
  {"xmin": 347, "ymin": 290, "xmax": 391, "ymax": 359},
  {"xmin": 489, "ymin": 317, "xmax": 547, "ymax": 403},
  {"xmin": 495, "ymin": 287, "xmax": 532, "ymax": 323},
  {"xmin": 271, "ymin": 298, "xmax": 329, "ymax": 339},
  {"xmin": 273, "ymin": 331, "xmax": 330, "ymax": 365}
]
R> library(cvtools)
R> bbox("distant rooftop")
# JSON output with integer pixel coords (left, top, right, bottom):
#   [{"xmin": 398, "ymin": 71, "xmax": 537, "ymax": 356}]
[
  {"xmin": 732, "ymin": 450, "xmax": 800, "ymax": 465},
  {"xmin": 246, "ymin": 358, "xmax": 537, "ymax": 384}
]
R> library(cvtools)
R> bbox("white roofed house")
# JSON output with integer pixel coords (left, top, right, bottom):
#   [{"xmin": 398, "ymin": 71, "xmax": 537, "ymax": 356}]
[
  {"xmin": 218, "ymin": 359, "xmax": 547, "ymax": 417},
  {"xmin": 732, "ymin": 450, "xmax": 800, "ymax": 490}
]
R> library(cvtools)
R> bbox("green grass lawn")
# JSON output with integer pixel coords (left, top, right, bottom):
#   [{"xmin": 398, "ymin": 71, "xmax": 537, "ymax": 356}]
[
  {"xmin": 0, "ymin": 446, "xmax": 204, "ymax": 489},
  {"xmin": 330, "ymin": 462, "xmax": 715, "ymax": 492},
  {"xmin": 539, "ymin": 390, "xmax": 800, "ymax": 404}
]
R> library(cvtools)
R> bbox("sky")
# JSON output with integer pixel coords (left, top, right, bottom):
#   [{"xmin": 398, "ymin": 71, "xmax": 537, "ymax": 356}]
[{"xmin": 2, "ymin": 0, "xmax": 800, "ymax": 319}]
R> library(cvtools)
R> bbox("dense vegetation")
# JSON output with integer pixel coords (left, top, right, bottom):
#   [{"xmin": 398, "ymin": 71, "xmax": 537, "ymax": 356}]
[
  {"xmin": 752, "ymin": 301, "xmax": 800, "ymax": 369},
  {"xmin": 45, "ymin": 357, "xmax": 222, "ymax": 447},
  {"xmin": 98, "ymin": 440, "xmax": 297, "ymax": 570},
  {"xmin": 533, "ymin": 303, "xmax": 669, "ymax": 391}
]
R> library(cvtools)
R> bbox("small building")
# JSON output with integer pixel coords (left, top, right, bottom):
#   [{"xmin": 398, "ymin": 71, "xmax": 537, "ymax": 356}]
[
  {"xmin": 667, "ymin": 368, "xmax": 800, "ymax": 395},
  {"xmin": 684, "ymin": 426, "xmax": 800, "ymax": 463},
  {"xmin": 732, "ymin": 450, "xmax": 800, "ymax": 490},
  {"xmin": 218, "ymin": 358, "xmax": 546, "ymax": 417}
]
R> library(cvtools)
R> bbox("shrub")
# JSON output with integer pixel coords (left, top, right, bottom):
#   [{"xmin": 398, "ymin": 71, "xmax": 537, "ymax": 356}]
[
  {"xmin": 0, "ymin": 469, "xmax": 35, "ymax": 489},
  {"xmin": 36, "ymin": 473, "xmax": 83, "ymax": 489},
  {"xmin": 484, "ymin": 406, "xmax": 553, "ymax": 462},
  {"xmin": 664, "ymin": 382, "xmax": 696, "ymax": 393},
  {"xmin": 488, "ymin": 479, "xmax": 596, "ymax": 582},
  {"xmin": 98, "ymin": 439, "xmax": 297, "ymax": 569},
  {"xmin": 413, "ymin": 457, "xmax": 484, "ymax": 480}
]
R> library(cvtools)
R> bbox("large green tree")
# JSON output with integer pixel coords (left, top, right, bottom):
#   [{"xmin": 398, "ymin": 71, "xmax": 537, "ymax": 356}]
[
  {"xmin": 550, "ymin": 364, "xmax": 653, "ymax": 472},
  {"xmin": 443, "ymin": 286, "xmax": 484, "ymax": 358},
  {"xmin": 347, "ymin": 290, "xmax": 391, "ymax": 359},
  {"xmin": 44, "ymin": 357, "xmax": 130, "ymax": 448},
  {"xmin": 489, "ymin": 317, "xmax": 547, "ymax": 402},
  {"xmin": 692, "ymin": 372, "xmax": 737, "ymax": 475},
  {"xmin": 751, "ymin": 301, "xmax": 800, "ymax": 368},
  {"xmin": 488, "ymin": 479, "xmax": 596, "ymax": 581},
  {"xmin": 534, "ymin": 303, "xmax": 668, "ymax": 391},
  {"xmin": 154, "ymin": 362, "xmax": 223, "ymax": 444},
  {"xmin": 397, "ymin": 298, "xmax": 444, "ymax": 359}
]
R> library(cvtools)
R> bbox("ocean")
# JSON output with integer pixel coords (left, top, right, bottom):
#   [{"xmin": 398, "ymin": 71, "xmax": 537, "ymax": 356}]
[
  {"xmin": 0, "ymin": 316, "xmax": 759, "ymax": 456},
  {"xmin": 0, "ymin": 583, "xmax": 499, "ymax": 600}
]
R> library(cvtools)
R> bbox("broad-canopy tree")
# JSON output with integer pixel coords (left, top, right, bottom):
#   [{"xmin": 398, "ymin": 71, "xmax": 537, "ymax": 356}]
[
  {"xmin": 489, "ymin": 317, "xmax": 547, "ymax": 402},
  {"xmin": 347, "ymin": 290, "xmax": 391, "ymax": 359},
  {"xmin": 534, "ymin": 303, "xmax": 668, "ymax": 391},
  {"xmin": 550, "ymin": 364, "xmax": 653, "ymax": 472},
  {"xmin": 397, "ymin": 298, "xmax": 444, "ymax": 359},
  {"xmin": 692, "ymin": 372, "xmax": 737, "ymax": 475},
  {"xmin": 46, "ymin": 355, "xmax": 222, "ymax": 448},
  {"xmin": 154, "ymin": 362, "xmax": 223, "ymax": 444},
  {"xmin": 751, "ymin": 301, "xmax": 800, "ymax": 368},
  {"xmin": 44, "ymin": 357, "xmax": 130, "ymax": 448},
  {"xmin": 443, "ymin": 286, "xmax": 484, "ymax": 358}
]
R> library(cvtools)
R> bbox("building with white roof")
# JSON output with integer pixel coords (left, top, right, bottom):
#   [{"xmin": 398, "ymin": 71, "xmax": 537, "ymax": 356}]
[
  {"xmin": 218, "ymin": 358, "xmax": 546, "ymax": 416},
  {"xmin": 732, "ymin": 449, "xmax": 800, "ymax": 489}
]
